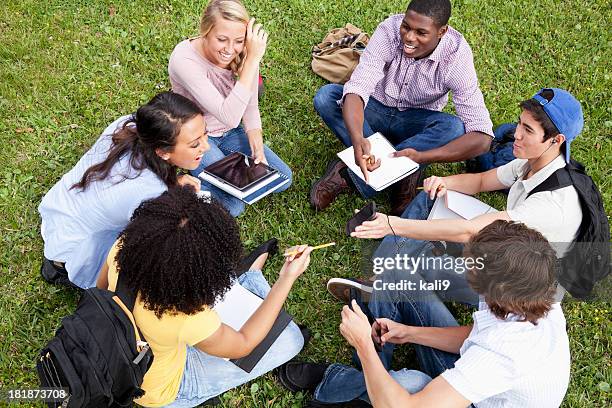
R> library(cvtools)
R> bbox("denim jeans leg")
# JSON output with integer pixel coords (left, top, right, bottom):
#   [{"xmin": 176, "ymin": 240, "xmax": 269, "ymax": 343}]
[
  {"xmin": 216, "ymin": 127, "xmax": 293, "ymax": 192},
  {"xmin": 369, "ymin": 266, "xmax": 460, "ymax": 378},
  {"xmin": 163, "ymin": 270, "xmax": 304, "ymax": 408},
  {"xmin": 314, "ymin": 363, "xmax": 433, "ymax": 404},
  {"xmin": 314, "ymin": 84, "xmax": 381, "ymax": 198},
  {"xmin": 390, "ymin": 109, "xmax": 466, "ymax": 153},
  {"xmin": 190, "ymin": 138, "xmax": 245, "ymax": 217}
]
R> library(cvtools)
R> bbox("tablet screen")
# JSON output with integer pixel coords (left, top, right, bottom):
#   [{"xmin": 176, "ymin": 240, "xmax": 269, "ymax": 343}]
[{"xmin": 203, "ymin": 152, "xmax": 276, "ymax": 190}]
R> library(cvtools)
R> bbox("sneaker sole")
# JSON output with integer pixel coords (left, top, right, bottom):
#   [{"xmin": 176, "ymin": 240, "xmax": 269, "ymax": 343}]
[
  {"xmin": 309, "ymin": 159, "xmax": 346, "ymax": 210},
  {"xmin": 327, "ymin": 278, "xmax": 373, "ymax": 303}
]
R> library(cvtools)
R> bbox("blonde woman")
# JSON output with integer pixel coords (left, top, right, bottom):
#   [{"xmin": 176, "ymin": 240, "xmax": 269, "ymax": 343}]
[{"xmin": 169, "ymin": 0, "xmax": 291, "ymax": 216}]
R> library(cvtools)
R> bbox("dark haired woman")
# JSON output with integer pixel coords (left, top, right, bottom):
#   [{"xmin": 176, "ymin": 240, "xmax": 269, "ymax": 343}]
[
  {"xmin": 98, "ymin": 187, "xmax": 310, "ymax": 407},
  {"xmin": 39, "ymin": 91, "xmax": 209, "ymax": 289}
]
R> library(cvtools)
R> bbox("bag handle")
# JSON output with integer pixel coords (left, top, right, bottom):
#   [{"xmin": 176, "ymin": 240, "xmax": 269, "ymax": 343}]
[{"xmin": 313, "ymin": 33, "xmax": 364, "ymax": 55}]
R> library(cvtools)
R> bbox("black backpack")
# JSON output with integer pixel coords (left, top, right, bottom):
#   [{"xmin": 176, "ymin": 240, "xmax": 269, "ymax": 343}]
[
  {"xmin": 37, "ymin": 273, "xmax": 153, "ymax": 407},
  {"xmin": 527, "ymin": 159, "xmax": 611, "ymax": 299}
]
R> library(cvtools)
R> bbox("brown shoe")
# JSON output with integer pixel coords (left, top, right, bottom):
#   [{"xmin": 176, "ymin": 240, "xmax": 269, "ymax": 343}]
[
  {"xmin": 390, "ymin": 169, "xmax": 422, "ymax": 216},
  {"xmin": 309, "ymin": 159, "xmax": 352, "ymax": 211}
]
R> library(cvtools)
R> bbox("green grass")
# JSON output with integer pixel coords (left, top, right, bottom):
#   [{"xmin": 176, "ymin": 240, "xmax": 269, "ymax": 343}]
[{"xmin": 0, "ymin": 0, "xmax": 610, "ymax": 406}]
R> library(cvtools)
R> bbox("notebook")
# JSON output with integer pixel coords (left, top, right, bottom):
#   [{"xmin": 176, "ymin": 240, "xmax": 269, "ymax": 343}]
[
  {"xmin": 213, "ymin": 282, "xmax": 293, "ymax": 373},
  {"xmin": 198, "ymin": 152, "xmax": 290, "ymax": 204},
  {"xmin": 428, "ymin": 190, "xmax": 497, "ymax": 220},
  {"xmin": 337, "ymin": 133, "xmax": 419, "ymax": 191}
]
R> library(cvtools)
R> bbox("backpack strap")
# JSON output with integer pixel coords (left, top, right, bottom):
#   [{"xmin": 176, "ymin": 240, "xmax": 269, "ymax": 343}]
[
  {"xmin": 114, "ymin": 273, "xmax": 150, "ymax": 362},
  {"xmin": 115, "ymin": 272, "xmax": 137, "ymax": 312},
  {"xmin": 526, "ymin": 166, "xmax": 573, "ymax": 198}
]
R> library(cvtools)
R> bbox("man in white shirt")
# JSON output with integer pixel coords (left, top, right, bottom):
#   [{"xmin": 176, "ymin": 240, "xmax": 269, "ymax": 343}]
[
  {"xmin": 280, "ymin": 221, "xmax": 570, "ymax": 407},
  {"xmin": 326, "ymin": 87, "xmax": 584, "ymax": 304}
]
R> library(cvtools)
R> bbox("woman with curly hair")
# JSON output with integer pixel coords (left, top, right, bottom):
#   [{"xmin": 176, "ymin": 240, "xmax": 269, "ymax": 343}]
[
  {"xmin": 39, "ymin": 91, "xmax": 209, "ymax": 289},
  {"xmin": 97, "ymin": 187, "xmax": 310, "ymax": 407},
  {"xmin": 168, "ymin": 0, "xmax": 292, "ymax": 216}
]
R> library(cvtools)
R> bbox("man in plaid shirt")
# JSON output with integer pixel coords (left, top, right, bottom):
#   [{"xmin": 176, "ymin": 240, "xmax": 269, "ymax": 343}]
[{"xmin": 310, "ymin": 0, "xmax": 493, "ymax": 215}]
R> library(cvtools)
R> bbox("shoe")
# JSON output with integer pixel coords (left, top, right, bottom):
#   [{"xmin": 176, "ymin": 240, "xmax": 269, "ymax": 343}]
[
  {"xmin": 235, "ymin": 238, "xmax": 278, "ymax": 276},
  {"xmin": 327, "ymin": 278, "xmax": 373, "ymax": 303},
  {"xmin": 310, "ymin": 159, "xmax": 352, "ymax": 211},
  {"xmin": 298, "ymin": 323, "xmax": 312, "ymax": 347},
  {"xmin": 306, "ymin": 399, "xmax": 371, "ymax": 407},
  {"xmin": 390, "ymin": 169, "xmax": 422, "ymax": 216},
  {"xmin": 277, "ymin": 360, "xmax": 330, "ymax": 393}
]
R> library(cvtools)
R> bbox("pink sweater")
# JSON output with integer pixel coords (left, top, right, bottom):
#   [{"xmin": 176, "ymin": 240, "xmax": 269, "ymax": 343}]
[{"xmin": 168, "ymin": 39, "xmax": 262, "ymax": 136}]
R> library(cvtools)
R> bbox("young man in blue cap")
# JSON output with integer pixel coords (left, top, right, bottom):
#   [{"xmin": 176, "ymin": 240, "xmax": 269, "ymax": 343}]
[{"xmin": 327, "ymin": 87, "xmax": 584, "ymax": 305}]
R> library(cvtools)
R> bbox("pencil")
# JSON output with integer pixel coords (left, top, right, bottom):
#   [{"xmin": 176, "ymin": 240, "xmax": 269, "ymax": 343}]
[{"xmin": 283, "ymin": 242, "xmax": 336, "ymax": 257}]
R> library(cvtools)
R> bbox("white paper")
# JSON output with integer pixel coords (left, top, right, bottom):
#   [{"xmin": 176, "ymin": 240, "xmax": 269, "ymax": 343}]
[
  {"xmin": 213, "ymin": 282, "xmax": 263, "ymax": 330},
  {"xmin": 442, "ymin": 190, "xmax": 497, "ymax": 220},
  {"xmin": 337, "ymin": 133, "xmax": 419, "ymax": 191},
  {"xmin": 427, "ymin": 195, "xmax": 462, "ymax": 220}
]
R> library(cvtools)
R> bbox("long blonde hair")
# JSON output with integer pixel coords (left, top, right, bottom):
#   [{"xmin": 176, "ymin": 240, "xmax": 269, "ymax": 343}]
[{"xmin": 200, "ymin": 0, "xmax": 249, "ymax": 75}]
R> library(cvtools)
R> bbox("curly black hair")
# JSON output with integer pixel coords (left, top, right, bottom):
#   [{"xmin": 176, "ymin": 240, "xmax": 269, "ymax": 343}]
[{"xmin": 115, "ymin": 186, "xmax": 243, "ymax": 317}]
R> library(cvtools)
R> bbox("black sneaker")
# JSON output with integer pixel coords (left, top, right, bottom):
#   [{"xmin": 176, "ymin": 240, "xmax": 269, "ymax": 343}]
[{"xmin": 277, "ymin": 360, "xmax": 330, "ymax": 393}]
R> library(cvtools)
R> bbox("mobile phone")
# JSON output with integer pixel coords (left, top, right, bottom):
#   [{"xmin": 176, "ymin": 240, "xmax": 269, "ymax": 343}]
[{"xmin": 345, "ymin": 202, "xmax": 377, "ymax": 236}]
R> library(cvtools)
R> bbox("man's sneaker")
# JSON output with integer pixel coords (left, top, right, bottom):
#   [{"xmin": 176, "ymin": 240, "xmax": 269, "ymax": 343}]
[
  {"xmin": 310, "ymin": 159, "xmax": 352, "ymax": 211},
  {"xmin": 327, "ymin": 277, "xmax": 374, "ymax": 303}
]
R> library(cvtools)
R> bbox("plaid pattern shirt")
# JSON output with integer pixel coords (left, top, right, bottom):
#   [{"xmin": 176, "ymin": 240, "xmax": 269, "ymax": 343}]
[{"xmin": 342, "ymin": 14, "xmax": 493, "ymax": 136}]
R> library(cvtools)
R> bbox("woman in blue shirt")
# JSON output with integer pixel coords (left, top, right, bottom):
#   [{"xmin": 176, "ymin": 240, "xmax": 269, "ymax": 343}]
[{"xmin": 39, "ymin": 91, "xmax": 209, "ymax": 288}]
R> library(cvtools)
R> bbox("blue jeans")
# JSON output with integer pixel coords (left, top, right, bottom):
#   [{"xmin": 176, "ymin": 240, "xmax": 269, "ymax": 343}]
[
  {"xmin": 314, "ymin": 269, "xmax": 460, "ymax": 404},
  {"xmin": 313, "ymin": 84, "xmax": 465, "ymax": 198},
  {"xmin": 373, "ymin": 191, "xmax": 480, "ymax": 306},
  {"xmin": 160, "ymin": 270, "xmax": 304, "ymax": 408},
  {"xmin": 190, "ymin": 127, "xmax": 292, "ymax": 217}
]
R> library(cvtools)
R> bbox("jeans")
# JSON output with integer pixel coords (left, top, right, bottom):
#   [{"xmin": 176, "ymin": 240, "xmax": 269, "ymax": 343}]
[
  {"xmin": 190, "ymin": 127, "xmax": 292, "ymax": 217},
  {"xmin": 314, "ymin": 268, "xmax": 460, "ymax": 404},
  {"xmin": 160, "ymin": 270, "xmax": 304, "ymax": 408},
  {"xmin": 313, "ymin": 84, "xmax": 465, "ymax": 198},
  {"xmin": 373, "ymin": 191, "xmax": 480, "ymax": 306}
]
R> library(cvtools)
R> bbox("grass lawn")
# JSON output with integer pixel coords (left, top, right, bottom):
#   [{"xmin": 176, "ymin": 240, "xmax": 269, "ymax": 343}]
[{"xmin": 0, "ymin": 0, "xmax": 610, "ymax": 406}]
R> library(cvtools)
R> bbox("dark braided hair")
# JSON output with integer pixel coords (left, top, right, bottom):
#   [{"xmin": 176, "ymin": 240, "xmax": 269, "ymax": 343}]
[
  {"xmin": 115, "ymin": 186, "xmax": 243, "ymax": 317},
  {"xmin": 72, "ymin": 91, "xmax": 202, "ymax": 191}
]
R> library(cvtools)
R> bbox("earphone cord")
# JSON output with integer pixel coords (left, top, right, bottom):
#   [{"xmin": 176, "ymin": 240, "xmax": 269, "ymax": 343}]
[
  {"xmin": 526, "ymin": 139, "xmax": 558, "ymax": 176},
  {"xmin": 386, "ymin": 213, "xmax": 406, "ymax": 253}
]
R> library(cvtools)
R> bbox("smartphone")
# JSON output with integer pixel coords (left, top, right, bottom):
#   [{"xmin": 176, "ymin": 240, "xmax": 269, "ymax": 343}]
[
  {"xmin": 345, "ymin": 202, "xmax": 377, "ymax": 236},
  {"xmin": 347, "ymin": 294, "xmax": 383, "ymax": 352}
]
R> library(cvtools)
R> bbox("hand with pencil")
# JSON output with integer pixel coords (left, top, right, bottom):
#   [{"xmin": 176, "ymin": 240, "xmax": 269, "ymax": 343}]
[
  {"xmin": 279, "ymin": 242, "xmax": 336, "ymax": 280},
  {"xmin": 353, "ymin": 138, "xmax": 381, "ymax": 183}
]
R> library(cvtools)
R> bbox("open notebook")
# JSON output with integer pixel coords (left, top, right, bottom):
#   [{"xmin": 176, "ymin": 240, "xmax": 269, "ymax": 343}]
[
  {"xmin": 337, "ymin": 133, "xmax": 419, "ymax": 191},
  {"xmin": 213, "ymin": 282, "xmax": 292, "ymax": 373},
  {"xmin": 428, "ymin": 190, "xmax": 497, "ymax": 220}
]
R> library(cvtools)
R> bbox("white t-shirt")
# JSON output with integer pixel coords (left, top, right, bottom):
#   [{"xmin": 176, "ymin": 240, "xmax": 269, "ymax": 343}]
[
  {"xmin": 39, "ymin": 115, "xmax": 167, "ymax": 288},
  {"xmin": 441, "ymin": 301, "xmax": 570, "ymax": 407},
  {"xmin": 496, "ymin": 155, "xmax": 582, "ymax": 257}
]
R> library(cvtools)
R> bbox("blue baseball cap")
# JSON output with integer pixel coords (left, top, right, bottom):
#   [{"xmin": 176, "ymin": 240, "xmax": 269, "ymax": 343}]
[{"xmin": 532, "ymin": 88, "xmax": 584, "ymax": 163}]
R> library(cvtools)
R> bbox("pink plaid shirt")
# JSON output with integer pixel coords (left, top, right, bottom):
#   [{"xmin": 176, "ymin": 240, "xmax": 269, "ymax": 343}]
[{"xmin": 343, "ymin": 14, "xmax": 493, "ymax": 137}]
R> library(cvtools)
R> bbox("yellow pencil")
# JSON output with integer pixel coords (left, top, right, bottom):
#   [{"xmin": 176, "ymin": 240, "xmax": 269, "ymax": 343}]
[{"xmin": 283, "ymin": 242, "xmax": 336, "ymax": 257}]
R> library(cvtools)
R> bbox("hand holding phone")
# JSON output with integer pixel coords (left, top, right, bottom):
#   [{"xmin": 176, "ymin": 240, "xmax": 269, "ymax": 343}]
[{"xmin": 345, "ymin": 202, "xmax": 377, "ymax": 236}]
